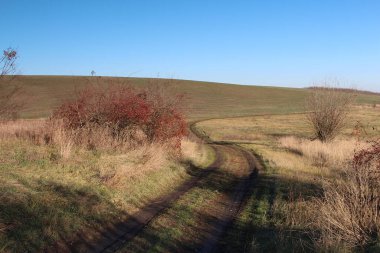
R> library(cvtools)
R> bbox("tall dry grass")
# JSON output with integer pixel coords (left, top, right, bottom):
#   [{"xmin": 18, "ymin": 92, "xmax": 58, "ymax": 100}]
[
  {"xmin": 49, "ymin": 124, "xmax": 74, "ymax": 159},
  {"xmin": 315, "ymin": 152, "xmax": 380, "ymax": 249},
  {"xmin": 181, "ymin": 138, "xmax": 211, "ymax": 167},
  {"xmin": 280, "ymin": 135, "xmax": 380, "ymax": 250},
  {"xmin": 0, "ymin": 220, "xmax": 5, "ymax": 234},
  {"xmin": 0, "ymin": 118, "xmax": 201, "ymax": 166},
  {"xmin": 101, "ymin": 138, "xmax": 210, "ymax": 187},
  {"xmin": 0, "ymin": 119, "xmax": 46, "ymax": 143},
  {"xmin": 47, "ymin": 120, "xmax": 150, "ymax": 157},
  {"xmin": 279, "ymin": 136, "xmax": 366, "ymax": 168},
  {"xmin": 99, "ymin": 143, "xmax": 171, "ymax": 186},
  {"xmin": 0, "ymin": 119, "xmax": 154, "ymax": 159}
]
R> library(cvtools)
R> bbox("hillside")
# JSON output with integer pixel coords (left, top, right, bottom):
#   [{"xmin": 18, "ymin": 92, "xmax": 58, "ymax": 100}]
[{"xmin": 9, "ymin": 75, "xmax": 380, "ymax": 119}]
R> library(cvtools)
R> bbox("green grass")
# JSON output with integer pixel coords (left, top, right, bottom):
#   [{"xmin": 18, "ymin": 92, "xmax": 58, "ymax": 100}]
[{"xmin": 10, "ymin": 75, "xmax": 380, "ymax": 119}]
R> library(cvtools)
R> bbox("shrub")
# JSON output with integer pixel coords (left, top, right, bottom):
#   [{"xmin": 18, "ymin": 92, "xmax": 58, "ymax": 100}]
[
  {"xmin": 144, "ymin": 86, "xmax": 187, "ymax": 144},
  {"xmin": 305, "ymin": 86, "xmax": 355, "ymax": 142},
  {"xmin": 316, "ymin": 141, "xmax": 380, "ymax": 249},
  {"xmin": 52, "ymin": 82, "xmax": 187, "ymax": 150}
]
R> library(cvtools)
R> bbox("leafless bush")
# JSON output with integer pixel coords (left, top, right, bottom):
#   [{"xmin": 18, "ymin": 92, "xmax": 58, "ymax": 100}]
[
  {"xmin": 305, "ymin": 86, "xmax": 355, "ymax": 142},
  {"xmin": 0, "ymin": 48, "xmax": 23, "ymax": 120},
  {"xmin": 315, "ymin": 141, "xmax": 380, "ymax": 250}
]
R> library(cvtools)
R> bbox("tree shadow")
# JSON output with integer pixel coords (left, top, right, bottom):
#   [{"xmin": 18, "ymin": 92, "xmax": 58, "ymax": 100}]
[
  {"xmin": 0, "ymin": 144, "xmax": 325, "ymax": 253},
  {"xmin": 0, "ymin": 176, "xmax": 124, "ymax": 253},
  {"xmin": 217, "ymin": 171, "xmax": 323, "ymax": 253},
  {"xmin": 115, "ymin": 170, "xmax": 322, "ymax": 253}
]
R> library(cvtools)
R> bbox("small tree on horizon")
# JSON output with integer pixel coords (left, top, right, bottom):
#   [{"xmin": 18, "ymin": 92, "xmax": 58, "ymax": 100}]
[{"xmin": 305, "ymin": 85, "xmax": 355, "ymax": 142}]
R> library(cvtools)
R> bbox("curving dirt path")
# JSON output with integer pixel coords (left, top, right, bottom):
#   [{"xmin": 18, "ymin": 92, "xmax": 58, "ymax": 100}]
[
  {"xmin": 56, "ymin": 121, "xmax": 261, "ymax": 253},
  {"xmin": 190, "ymin": 121, "xmax": 261, "ymax": 253},
  {"xmin": 198, "ymin": 145, "xmax": 260, "ymax": 253}
]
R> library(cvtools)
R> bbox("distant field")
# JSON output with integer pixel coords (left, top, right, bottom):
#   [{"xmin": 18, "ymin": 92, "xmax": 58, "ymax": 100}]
[{"xmin": 10, "ymin": 75, "xmax": 380, "ymax": 119}]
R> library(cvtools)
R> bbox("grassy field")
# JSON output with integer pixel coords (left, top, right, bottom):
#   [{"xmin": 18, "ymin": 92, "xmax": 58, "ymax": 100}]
[
  {"xmin": 9, "ymin": 75, "xmax": 380, "ymax": 119},
  {"xmin": 0, "ymin": 120, "xmax": 214, "ymax": 252},
  {"xmin": 195, "ymin": 106, "xmax": 380, "ymax": 252},
  {"xmin": 1, "ymin": 76, "xmax": 380, "ymax": 251}
]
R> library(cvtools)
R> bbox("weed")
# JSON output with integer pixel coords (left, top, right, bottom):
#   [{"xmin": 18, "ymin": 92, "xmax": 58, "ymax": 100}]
[{"xmin": 315, "ymin": 141, "xmax": 380, "ymax": 250}]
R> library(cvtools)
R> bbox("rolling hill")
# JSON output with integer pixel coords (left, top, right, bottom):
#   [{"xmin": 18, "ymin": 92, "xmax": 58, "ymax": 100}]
[{"xmin": 8, "ymin": 75, "xmax": 380, "ymax": 119}]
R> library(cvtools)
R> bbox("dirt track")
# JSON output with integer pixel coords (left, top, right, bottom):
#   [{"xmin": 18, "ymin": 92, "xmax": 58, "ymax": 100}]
[
  {"xmin": 58, "ymin": 121, "xmax": 261, "ymax": 253},
  {"xmin": 198, "ymin": 145, "xmax": 260, "ymax": 253}
]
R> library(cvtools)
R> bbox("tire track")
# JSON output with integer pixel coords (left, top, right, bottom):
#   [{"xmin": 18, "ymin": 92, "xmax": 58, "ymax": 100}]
[
  {"xmin": 56, "ymin": 119, "xmax": 261, "ymax": 253},
  {"xmin": 198, "ymin": 144, "xmax": 260, "ymax": 253},
  {"xmin": 51, "ymin": 144, "xmax": 223, "ymax": 253},
  {"xmin": 189, "ymin": 120, "xmax": 262, "ymax": 252}
]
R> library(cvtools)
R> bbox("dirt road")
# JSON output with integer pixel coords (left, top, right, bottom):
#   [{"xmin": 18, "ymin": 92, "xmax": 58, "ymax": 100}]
[{"xmin": 60, "ymin": 121, "xmax": 260, "ymax": 253}]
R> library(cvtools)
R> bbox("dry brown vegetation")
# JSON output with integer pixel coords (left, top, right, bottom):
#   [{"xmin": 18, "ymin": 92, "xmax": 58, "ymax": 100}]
[
  {"xmin": 279, "ymin": 136, "xmax": 366, "ymax": 168},
  {"xmin": 306, "ymin": 86, "xmax": 355, "ymax": 142},
  {"xmin": 197, "ymin": 108, "xmax": 380, "ymax": 251},
  {"xmin": 314, "ymin": 141, "xmax": 380, "ymax": 249},
  {"xmin": 0, "ymin": 116, "xmax": 211, "ymax": 252},
  {"xmin": 0, "ymin": 48, "xmax": 23, "ymax": 120},
  {"xmin": 0, "ymin": 79, "xmax": 217, "ymax": 252},
  {"xmin": 279, "ymin": 136, "xmax": 380, "ymax": 249},
  {"xmin": 52, "ymin": 82, "xmax": 187, "ymax": 149}
]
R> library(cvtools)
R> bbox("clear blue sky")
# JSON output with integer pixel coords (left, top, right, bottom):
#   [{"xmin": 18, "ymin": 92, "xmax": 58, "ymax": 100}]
[{"xmin": 1, "ymin": 0, "xmax": 380, "ymax": 91}]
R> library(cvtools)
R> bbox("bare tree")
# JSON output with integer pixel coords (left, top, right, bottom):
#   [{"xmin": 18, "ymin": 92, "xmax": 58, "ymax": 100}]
[
  {"xmin": 0, "ymin": 48, "xmax": 22, "ymax": 120},
  {"xmin": 305, "ymin": 86, "xmax": 355, "ymax": 142}
]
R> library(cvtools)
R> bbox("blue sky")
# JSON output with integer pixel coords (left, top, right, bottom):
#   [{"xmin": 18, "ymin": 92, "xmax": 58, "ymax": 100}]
[{"xmin": 1, "ymin": 0, "xmax": 380, "ymax": 91}]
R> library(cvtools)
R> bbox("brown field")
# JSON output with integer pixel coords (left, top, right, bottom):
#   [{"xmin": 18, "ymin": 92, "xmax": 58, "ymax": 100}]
[{"xmin": 8, "ymin": 75, "xmax": 380, "ymax": 119}]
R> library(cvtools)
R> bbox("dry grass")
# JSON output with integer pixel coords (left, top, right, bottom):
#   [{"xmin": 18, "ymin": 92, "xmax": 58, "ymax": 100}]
[
  {"xmin": 48, "ymin": 120, "xmax": 152, "ymax": 154},
  {"xmin": 50, "ymin": 125, "xmax": 74, "ymax": 159},
  {"xmin": 314, "ymin": 142, "xmax": 380, "ymax": 250},
  {"xmin": 0, "ymin": 119, "xmax": 46, "ymax": 143},
  {"xmin": 0, "ymin": 118, "xmax": 213, "ymax": 251},
  {"xmin": 276, "ymin": 133, "xmax": 379, "ymax": 251},
  {"xmin": 99, "ymin": 143, "xmax": 170, "ymax": 187},
  {"xmin": 99, "ymin": 138, "xmax": 213, "ymax": 188},
  {"xmin": 279, "ymin": 136, "xmax": 367, "ymax": 168},
  {"xmin": 0, "ymin": 119, "xmax": 160, "ymax": 158},
  {"xmin": 181, "ymin": 138, "xmax": 213, "ymax": 167},
  {"xmin": 0, "ymin": 118, "xmax": 205, "ymax": 169},
  {"xmin": 196, "ymin": 107, "xmax": 380, "ymax": 251},
  {"xmin": 0, "ymin": 221, "xmax": 6, "ymax": 234}
]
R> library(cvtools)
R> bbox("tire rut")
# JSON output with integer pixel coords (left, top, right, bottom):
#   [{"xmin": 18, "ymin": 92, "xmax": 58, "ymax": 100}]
[
  {"xmin": 57, "ymin": 120, "xmax": 261, "ymax": 253},
  {"xmin": 53, "ymin": 145, "xmax": 223, "ymax": 253},
  {"xmin": 198, "ymin": 144, "xmax": 260, "ymax": 253}
]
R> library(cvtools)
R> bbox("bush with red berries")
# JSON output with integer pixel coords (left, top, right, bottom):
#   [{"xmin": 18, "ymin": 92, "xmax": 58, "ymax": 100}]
[{"xmin": 52, "ymin": 83, "xmax": 187, "ymax": 149}]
